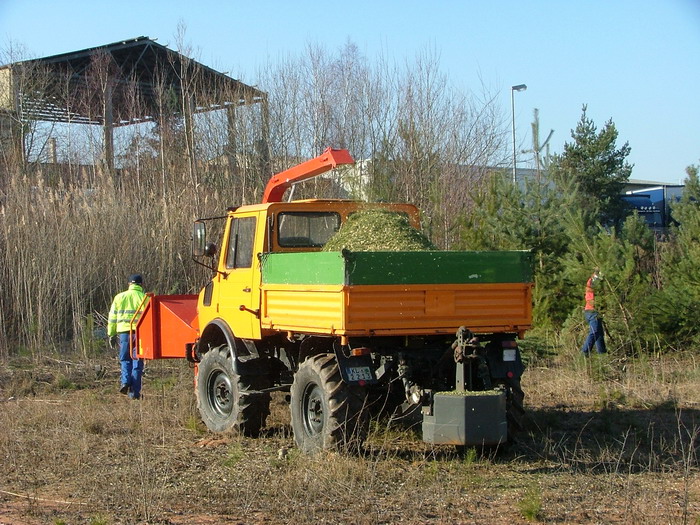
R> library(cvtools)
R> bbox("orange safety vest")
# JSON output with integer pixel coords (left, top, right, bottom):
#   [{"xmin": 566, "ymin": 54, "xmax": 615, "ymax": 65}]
[{"xmin": 584, "ymin": 276, "xmax": 597, "ymax": 311}]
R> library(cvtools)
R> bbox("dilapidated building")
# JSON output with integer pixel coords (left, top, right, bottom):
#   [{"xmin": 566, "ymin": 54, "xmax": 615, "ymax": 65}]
[{"xmin": 0, "ymin": 36, "xmax": 268, "ymax": 182}]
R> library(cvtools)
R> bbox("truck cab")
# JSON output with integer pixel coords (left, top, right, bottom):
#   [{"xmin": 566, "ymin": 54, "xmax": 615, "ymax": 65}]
[{"xmin": 195, "ymin": 200, "xmax": 421, "ymax": 341}]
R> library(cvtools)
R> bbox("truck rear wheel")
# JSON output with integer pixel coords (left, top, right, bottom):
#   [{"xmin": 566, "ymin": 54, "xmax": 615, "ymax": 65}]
[
  {"xmin": 290, "ymin": 353, "xmax": 368, "ymax": 454},
  {"xmin": 196, "ymin": 345, "xmax": 270, "ymax": 436}
]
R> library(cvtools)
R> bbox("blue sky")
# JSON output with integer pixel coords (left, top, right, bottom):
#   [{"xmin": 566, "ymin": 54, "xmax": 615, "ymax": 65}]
[{"xmin": 1, "ymin": 0, "xmax": 698, "ymax": 184}]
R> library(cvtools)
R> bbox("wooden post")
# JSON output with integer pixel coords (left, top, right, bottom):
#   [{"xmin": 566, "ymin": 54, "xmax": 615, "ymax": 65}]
[
  {"xmin": 226, "ymin": 104, "xmax": 237, "ymax": 177},
  {"xmin": 103, "ymin": 81, "xmax": 115, "ymax": 180},
  {"xmin": 260, "ymin": 92, "xmax": 270, "ymax": 177},
  {"xmin": 184, "ymin": 93, "xmax": 197, "ymax": 186}
]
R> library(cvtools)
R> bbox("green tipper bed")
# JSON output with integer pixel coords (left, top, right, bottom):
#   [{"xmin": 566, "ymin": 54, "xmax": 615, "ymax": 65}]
[{"xmin": 261, "ymin": 250, "xmax": 533, "ymax": 286}]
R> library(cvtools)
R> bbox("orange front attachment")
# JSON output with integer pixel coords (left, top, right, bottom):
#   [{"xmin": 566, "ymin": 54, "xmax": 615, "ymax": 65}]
[{"xmin": 135, "ymin": 293, "xmax": 199, "ymax": 359}]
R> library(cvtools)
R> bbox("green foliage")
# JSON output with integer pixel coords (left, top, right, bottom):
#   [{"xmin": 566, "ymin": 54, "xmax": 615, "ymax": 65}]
[
  {"xmin": 518, "ymin": 331, "xmax": 559, "ymax": 365},
  {"xmin": 149, "ymin": 375, "xmax": 179, "ymax": 391},
  {"xmin": 223, "ymin": 443, "xmax": 246, "ymax": 467},
  {"xmin": 458, "ymin": 109, "xmax": 664, "ymax": 352},
  {"xmin": 55, "ymin": 375, "xmax": 77, "ymax": 391},
  {"xmin": 461, "ymin": 446, "xmax": 479, "ymax": 465},
  {"xmin": 595, "ymin": 385, "xmax": 627, "ymax": 410},
  {"xmin": 184, "ymin": 415, "xmax": 206, "ymax": 433},
  {"xmin": 548, "ymin": 105, "xmax": 632, "ymax": 228},
  {"xmin": 649, "ymin": 165, "xmax": 700, "ymax": 344}
]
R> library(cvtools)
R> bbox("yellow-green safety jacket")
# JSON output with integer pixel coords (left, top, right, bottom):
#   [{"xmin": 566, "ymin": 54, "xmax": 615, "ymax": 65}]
[{"xmin": 107, "ymin": 284, "xmax": 146, "ymax": 336}]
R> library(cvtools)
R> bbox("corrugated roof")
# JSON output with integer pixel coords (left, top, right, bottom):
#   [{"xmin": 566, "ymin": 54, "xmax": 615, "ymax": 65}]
[{"xmin": 2, "ymin": 36, "xmax": 265, "ymax": 126}]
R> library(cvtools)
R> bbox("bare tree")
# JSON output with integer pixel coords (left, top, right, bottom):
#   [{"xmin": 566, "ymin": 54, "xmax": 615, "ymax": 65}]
[{"xmin": 256, "ymin": 42, "xmax": 508, "ymax": 246}]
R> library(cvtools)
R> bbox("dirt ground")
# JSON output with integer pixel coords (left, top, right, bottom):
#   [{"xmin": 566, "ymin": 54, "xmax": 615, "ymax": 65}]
[{"xmin": 0, "ymin": 354, "xmax": 699, "ymax": 524}]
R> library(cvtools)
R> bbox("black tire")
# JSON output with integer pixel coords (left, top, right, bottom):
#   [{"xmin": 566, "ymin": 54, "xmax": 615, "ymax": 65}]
[
  {"xmin": 496, "ymin": 377, "xmax": 525, "ymax": 438},
  {"xmin": 290, "ymin": 354, "xmax": 368, "ymax": 454},
  {"xmin": 196, "ymin": 345, "xmax": 270, "ymax": 437}
]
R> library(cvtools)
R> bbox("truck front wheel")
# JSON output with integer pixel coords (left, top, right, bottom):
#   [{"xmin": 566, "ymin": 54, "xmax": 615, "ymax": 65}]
[
  {"xmin": 196, "ymin": 345, "xmax": 270, "ymax": 436},
  {"xmin": 290, "ymin": 354, "xmax": 368, "ymax": 454}
]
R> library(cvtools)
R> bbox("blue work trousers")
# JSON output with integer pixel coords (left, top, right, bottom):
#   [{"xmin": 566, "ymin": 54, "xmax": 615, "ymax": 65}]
[
  {"xmin": 581, "ymin": 310, "xmax": 607, "ymax": 355},
  {"xmin": 119, "ymin": 332, "xmax": 144, "ymax": 398}
]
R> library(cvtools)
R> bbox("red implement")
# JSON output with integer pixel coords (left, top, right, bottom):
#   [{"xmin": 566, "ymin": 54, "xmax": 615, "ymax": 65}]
[{"xmin": 135, "ymin": 293, "xmax": 199, "ymax": 359}]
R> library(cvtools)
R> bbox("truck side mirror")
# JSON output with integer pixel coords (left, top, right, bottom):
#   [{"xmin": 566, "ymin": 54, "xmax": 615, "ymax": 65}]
[{"xmin": 193, "ymin": 221, "xmax": 207, "ymax": 257}]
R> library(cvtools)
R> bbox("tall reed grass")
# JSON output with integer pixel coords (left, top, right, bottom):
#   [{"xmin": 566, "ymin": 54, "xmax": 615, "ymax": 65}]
[{"xmin": 0, "ymin": 164, "xmax": 238, "ymax": 358}]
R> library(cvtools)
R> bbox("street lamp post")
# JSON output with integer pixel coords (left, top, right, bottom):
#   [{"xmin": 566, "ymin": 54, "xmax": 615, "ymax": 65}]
[{"xmin": 511, "ymin": 84, "xmax": 527, "ymax": 184}]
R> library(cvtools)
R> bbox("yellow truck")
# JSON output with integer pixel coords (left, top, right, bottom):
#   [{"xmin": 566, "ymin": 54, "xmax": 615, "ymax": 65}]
[{"xmin": 135, "ymin": 148, "xmax": 533, "ymax": 453}]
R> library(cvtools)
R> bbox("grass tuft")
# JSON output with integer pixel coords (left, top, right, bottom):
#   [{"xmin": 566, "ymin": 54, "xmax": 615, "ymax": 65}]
[{"xmin": 518, "ymin": 485, "xmax": 544, "ymax": 521}]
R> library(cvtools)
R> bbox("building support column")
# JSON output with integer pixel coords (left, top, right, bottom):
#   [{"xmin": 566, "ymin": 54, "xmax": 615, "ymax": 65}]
[
  {"xmin": 0, "ymin": 67, "xmax": 26, "ymax": 180},
  {"xmin": 184, "ymin": 93, "xmax": 198, "ymax": 187},
  {"xmin": 103, "ymin": 81, "xmax": 115, "ymax": 182},
  {"xmin": 225, "ymin": 104, "xmax": 238, "ymax": 178},
  {"xmin": 259, "ymin": 92, "xmax": 270, "ymax": 177}
]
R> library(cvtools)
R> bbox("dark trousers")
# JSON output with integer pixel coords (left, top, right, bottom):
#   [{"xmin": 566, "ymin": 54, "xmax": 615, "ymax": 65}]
[{"xmin": 581, "ymin": 310, "xmax": 606, "ymax": 354}]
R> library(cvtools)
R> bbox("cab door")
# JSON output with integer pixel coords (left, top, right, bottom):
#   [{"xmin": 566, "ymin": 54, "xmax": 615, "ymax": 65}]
[{"xmin": 217, "ymin": 213, "xmax": 261, "ymax": 339}]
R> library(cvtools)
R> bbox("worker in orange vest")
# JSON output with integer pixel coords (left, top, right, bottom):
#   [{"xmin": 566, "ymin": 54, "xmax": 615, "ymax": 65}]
[{"xmin": 581, "ymin": 268, "xmax": 607, "ymax": 355}]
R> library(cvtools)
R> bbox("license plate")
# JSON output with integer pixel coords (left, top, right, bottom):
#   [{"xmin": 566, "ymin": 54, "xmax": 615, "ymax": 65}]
[
  {"xmin": 347, "ymin": 366, "xmax": 373, "ymax": 381},
  {"xmin": 503, "ymin": 349, "xmax": 517, "ymax": 362}
]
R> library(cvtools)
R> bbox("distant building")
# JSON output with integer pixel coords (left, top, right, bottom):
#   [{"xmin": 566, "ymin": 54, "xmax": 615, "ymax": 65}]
[
  {"xmin": 513, "ymin": 169, "xmax": 686, "ymax": 230},
  {"xmin": 622, "ymin": 181, "xmax": 685, "ymax": 230}
]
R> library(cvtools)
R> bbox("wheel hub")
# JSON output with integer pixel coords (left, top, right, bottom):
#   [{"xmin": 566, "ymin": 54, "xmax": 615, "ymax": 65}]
[
  {"xmin": 303, "ymin": 384, "xmax": 325, "ymax": 435},
  {"xmin": 209, "ymin": 370, "xmax": 233, "ymax": 417}
]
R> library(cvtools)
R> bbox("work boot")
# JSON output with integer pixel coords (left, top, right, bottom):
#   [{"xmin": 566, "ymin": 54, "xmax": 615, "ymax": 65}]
[{"xmin": 119, "ymin": 384, "xmax": 130, "ymax": 395}]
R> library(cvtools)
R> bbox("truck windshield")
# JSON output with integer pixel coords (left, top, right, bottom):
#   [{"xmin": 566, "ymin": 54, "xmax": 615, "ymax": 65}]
[{"xmin": 278, "ymin": 212, "xmax": 340, "ymax": 248}]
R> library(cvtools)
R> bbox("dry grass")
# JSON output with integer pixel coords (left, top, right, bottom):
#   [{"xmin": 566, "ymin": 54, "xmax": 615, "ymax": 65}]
[{"xmin": 0, "ymin": 348, "xmax": 699, "ymax": 524}]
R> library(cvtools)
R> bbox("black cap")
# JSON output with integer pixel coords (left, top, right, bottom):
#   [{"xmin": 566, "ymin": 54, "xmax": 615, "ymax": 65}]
[{"xmin": 128, "ymin": 274, "xmax": 143, "ymax": 285}]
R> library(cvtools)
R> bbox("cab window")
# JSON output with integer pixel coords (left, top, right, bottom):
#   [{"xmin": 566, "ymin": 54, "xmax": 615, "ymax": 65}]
[
  {"xmin": 278, "ymin": 212, "xmax": 340, "ymax": 248},
  {"xmin": 226, "ymin": 216, "xmax": 256, "ymax": 269}
]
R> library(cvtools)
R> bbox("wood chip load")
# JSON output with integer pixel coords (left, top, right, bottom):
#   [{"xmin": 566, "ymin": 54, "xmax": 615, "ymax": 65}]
[{"xmin": 322, "ymin": 209, "xmax": 436, "ymax": 252}]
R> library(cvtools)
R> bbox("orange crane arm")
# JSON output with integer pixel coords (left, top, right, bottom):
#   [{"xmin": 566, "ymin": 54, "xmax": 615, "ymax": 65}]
[{"xmin": 261, "ymin": 148, "xmax": 355, "ymax": 204}]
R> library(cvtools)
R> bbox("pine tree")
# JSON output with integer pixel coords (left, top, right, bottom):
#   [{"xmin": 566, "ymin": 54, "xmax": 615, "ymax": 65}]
[
  {"xmin": 548, "ymin": 105, "xmax": 632, "ymax": 228},
  {"xmin": 652, "ymin": 164, "xmax": 700, "ymax": 343}
]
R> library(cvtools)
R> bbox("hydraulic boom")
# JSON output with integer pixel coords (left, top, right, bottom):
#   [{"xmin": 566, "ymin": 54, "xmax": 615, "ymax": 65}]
[{"xmin": 261, "ymin": 148, "xmax": 354, "ymax": 203}]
